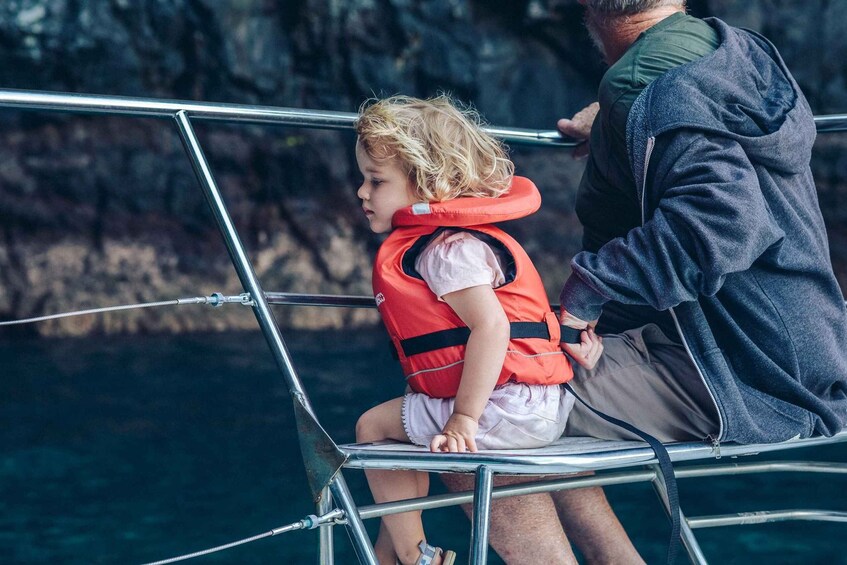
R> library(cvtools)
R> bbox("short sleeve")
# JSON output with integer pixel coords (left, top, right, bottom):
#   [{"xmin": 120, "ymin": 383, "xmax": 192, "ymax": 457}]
[{"xmin": 414, "ymin": 231, "xmax": 506, "ymax": 300}]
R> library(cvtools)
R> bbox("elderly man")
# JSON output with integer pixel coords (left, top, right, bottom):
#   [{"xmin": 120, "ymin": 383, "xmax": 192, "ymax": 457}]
[{"xmin": 444, "ymin": 1, "xmax": 847, "ymax": 562}]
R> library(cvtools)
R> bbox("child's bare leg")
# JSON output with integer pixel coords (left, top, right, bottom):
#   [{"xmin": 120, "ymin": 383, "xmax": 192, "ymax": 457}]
[
  {"xmin": 374, "ymin": 521, "xmax": 396, "ymax": 565},
  {"xmin": 357, "ymin": 397, "xmax": 438, "ymax": 564}
]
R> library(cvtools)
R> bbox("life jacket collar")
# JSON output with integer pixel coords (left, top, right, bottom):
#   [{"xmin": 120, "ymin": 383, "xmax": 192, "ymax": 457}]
[{"xmin": 391, "ymin": 176, "xmax": 540, "ymax": 228}]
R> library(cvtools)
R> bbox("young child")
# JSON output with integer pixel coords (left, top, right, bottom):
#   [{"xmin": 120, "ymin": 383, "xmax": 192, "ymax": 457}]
[{"xmin": 354, "ymin": 95, "xmax": 602, "ymax": 565}]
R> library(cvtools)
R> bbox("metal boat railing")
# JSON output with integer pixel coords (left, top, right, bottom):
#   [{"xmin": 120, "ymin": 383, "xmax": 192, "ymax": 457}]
[
  {"xmin": 2, "ymin": 87, "xmax": 847, "ymax": 565},
  {"xmin": 4, "ymin": 87, "xmax": 847, "ymax": 143}
]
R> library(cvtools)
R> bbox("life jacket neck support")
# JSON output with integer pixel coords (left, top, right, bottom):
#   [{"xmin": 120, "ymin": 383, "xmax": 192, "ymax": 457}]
[
  {"xmin": 373, "ymin": 177, "xmax": 574, "ymax": 398},
  {"xmin": 391, "ymin": 175, "xmax": 541, "ymax": 228}
]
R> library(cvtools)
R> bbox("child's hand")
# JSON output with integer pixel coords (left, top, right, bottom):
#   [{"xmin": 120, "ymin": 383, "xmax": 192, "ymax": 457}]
[
  {"xmin": 562, "ymin": 326, "xmax": 604, "ymax": 370},
  {"xmin": 559, "ymin": 308, "xmax": 603, "ymax": 369},
  {"xmin": 430, "ymin": 413, "xmax": 479, "ymax": 453}
]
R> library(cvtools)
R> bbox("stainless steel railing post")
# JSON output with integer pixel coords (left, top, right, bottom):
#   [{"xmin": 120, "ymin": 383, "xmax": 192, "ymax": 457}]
[
  {"xmin": 330, "ymin": 474, "xmax": 377, "ymax": 565},
  {"xmin": 469, "ymin": 466, "xmax": 494, "ymax": 564},
  {"xmin": 650, "ymin": 464, "xmax": 708, "ymax": 565},
  {"xmin": 173, "ymin": 110, "xmax": 309, "ymax": 402},
  {"xmin": 173, "ymin": 110, "xmax": 376, "ymax": 565},
  {"xmin": 318, "ymin": 487, "xmax": 335, "ymax": 565}
]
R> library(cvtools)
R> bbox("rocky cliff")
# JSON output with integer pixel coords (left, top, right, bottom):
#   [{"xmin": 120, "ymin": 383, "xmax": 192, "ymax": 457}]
[{"xmin": 1, "ymin": 0, "xmax": 845, "ymax": 336}]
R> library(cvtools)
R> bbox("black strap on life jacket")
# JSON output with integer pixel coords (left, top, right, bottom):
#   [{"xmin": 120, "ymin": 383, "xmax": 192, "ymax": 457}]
[
  {"xmin": 391, "ymin": 322, "xmax": 583, "ymax": 359},
  {"xmin": 563, "ymin": 383, "xmax": 682, "ymax": 565}
]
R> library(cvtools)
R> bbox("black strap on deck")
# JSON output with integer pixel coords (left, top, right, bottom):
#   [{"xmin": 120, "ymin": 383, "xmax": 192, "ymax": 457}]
[
  {"xmin": 564, "ymin": 383, "xmax": 683, "ymax": 565},
  {"xmin": 393, "ymin": 322, "xmax": 583, "ymax": 359}
]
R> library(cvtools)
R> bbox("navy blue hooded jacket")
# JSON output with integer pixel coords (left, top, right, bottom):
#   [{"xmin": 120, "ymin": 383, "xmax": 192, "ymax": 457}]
[{"xmin": 560, "ymin": 18, "xmax": 847, "ymax": 444}]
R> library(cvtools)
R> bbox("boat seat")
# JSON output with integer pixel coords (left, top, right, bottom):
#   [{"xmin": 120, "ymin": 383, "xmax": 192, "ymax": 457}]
[{"xmin": 340, "ymin": 430, "xmax": 847, "ymax": 475}]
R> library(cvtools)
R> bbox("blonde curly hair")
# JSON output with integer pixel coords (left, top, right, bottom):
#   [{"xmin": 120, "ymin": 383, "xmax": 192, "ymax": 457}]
[{"xmin": 356, "ymin": 95, "xmax": 514, "ymax": 202}]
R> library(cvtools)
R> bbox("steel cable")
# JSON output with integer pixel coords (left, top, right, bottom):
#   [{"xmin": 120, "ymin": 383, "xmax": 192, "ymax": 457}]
[
  {"xmin": 0, "ymin": 293, "xmax": 253, "ymax": 326},
  {"xmin": 141, "ymin": 514, "xmax": 335, "ymax": 564}
]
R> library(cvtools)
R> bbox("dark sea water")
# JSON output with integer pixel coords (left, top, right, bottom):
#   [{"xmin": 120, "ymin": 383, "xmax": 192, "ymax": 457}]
[{"xmin": 2, "ymin": 328, "xmax": 846, "ymax": 564}]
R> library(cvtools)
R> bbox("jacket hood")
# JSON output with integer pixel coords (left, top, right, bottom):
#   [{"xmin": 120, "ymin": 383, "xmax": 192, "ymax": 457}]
[{"xmin": 628, "ymin": 18, "xmax": 816, "ymax": 176}]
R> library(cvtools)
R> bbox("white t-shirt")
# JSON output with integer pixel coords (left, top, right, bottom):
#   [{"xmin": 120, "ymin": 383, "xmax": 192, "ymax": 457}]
[{"xmin": 414, "ymin": 230, "xmax": 506, "ymax": 300}]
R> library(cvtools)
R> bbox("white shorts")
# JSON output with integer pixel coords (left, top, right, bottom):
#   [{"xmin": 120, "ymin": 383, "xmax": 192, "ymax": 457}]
[{"xmin": 402, "ymin": 382, "xmax": 575, "ymax": 450}]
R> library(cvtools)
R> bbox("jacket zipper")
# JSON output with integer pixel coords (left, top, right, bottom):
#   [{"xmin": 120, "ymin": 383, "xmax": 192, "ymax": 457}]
[
  {"xmin": 706, "ymin": 434, "xmax": 722, "ymax": 459},
  {"xmin": 640, "ymin": 135, "xmax": 726, "ymax": 446}
]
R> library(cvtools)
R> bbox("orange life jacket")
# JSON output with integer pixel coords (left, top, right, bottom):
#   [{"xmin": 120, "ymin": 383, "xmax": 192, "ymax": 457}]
[{"xmin": 372, "ymin": 176, "xmax": 575, "ymax": 398}]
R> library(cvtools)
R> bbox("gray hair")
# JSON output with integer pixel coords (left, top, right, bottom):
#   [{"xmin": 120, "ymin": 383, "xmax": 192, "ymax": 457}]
[{"xmin": 582, "ymin": 0, "xmax": 685, "ymax": 15}]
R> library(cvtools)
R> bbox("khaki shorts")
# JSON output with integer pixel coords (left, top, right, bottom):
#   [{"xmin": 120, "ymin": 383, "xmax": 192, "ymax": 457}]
[
  {"xmin": 564, "ymin": 324, "xmax": 720, "ymax": 443},
  {"xmin": 403, "ymin": 382, "xmax": 575, "ymax": 450}
]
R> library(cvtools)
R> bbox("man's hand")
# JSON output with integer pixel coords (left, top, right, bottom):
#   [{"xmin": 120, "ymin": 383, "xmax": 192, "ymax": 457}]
[
  {"xmin": 430, "ymin": 412, "xmax": 479, "ymax": 453},
  {"xmin": 557, "ymin": 101, "xmax": 599, "ymax": 160},
  {"xmin": 560, "ymin": 308, "xmax": 603, "ymax": 369}
]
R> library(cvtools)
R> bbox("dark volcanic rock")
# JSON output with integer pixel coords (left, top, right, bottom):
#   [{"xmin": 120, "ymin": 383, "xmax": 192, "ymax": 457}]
[{"xmin": 0, "ymin": 0, "xmax": 845, "ymax": 335}]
